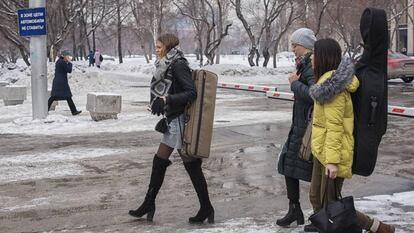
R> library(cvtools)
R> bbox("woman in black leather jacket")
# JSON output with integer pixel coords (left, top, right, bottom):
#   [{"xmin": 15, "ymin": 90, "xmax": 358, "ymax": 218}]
[{"xmin": 128, "ymin": 33, "xmax": 214, "ymax": 224}]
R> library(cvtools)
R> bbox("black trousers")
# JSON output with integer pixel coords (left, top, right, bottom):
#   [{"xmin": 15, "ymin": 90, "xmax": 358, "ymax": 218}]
[
  {"xmin": 285, "ymin": 176, "xmax": 300, "ymax": 204},
  {"xmin": 48, "ymin": 96, "xmax": 78, "ymax": 114}
]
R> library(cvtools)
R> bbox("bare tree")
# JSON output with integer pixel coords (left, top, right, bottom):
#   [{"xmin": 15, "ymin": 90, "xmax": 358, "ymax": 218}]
[
  {"xmin": 232, "ymin": 0, "xmax": 261, "ymax": 66},
  {"xmin": 0, "ymin": 0, "xmax": 30, "ymax": 66},
  {"xmin": 174, "ymin": 0, "xmax": 206, "ymax": 66},
  {"xmin": 47, "ymin": 0, "xmax": 88, "ymax": 61},
  {"xmin": 130, "ymin": 0, "xmax": 172, "ymax": 62},
  {"xmin": 272, "ymin": 0, "xmax": 303, "ymax": 68},
  {"xmin": 203, "ymin": 0, "xmax": 232, "ymax": 64},
  {"xmin": 176, "ymin": 0, "xmax": 232, "ymax": 65},
  {"xmin": 261, "ymin": 0, "xmax": 290, "ymax": 67}
]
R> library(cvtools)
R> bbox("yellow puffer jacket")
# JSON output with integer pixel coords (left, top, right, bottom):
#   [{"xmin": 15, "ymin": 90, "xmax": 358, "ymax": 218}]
[{"xmin": 309, "ymin": 58, "xmax": 360, "ymax": 178}]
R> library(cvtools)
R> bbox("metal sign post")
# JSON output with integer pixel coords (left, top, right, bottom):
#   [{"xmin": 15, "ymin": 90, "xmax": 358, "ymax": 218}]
[{"xmin": 18, "ymin": 0, "xmax": 47, "ymax": 119}]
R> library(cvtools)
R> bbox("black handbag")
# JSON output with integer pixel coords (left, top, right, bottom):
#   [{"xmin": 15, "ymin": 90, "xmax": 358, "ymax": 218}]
[
  {"xmin": 309, "ymin": 179, "xmax": 362, "ymax": 233},
  {"xmin": 155, "ymin": 117, "xmax": 169, "ymax": 134}
]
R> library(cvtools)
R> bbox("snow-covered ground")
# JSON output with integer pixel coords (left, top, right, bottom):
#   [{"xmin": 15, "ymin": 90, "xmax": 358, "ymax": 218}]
[
  {"xmin": 0, "ymin": 54, "xmax": 294, "ymax": 135},
  {"xmin": 181, "ymin": 190, "xmax": 414, "ymax": 233},
  {"xmin": 1, "ymin": 54, "xmax": 413, "ymax": 232}
]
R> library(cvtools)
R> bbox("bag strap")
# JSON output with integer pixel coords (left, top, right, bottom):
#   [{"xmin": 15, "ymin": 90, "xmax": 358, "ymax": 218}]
[
  {"xmin": 306, "ymin": 105, "xmax": 313, "ymax": 122},
  {"xmin": 321, "ymin": 177, "xmax": 343, "ymax": 209}
]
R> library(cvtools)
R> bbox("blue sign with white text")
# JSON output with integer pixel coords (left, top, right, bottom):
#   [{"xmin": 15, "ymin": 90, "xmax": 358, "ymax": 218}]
[{"xmin": 17, "ymin": 7, "xmax": 47, "ymax": 37}]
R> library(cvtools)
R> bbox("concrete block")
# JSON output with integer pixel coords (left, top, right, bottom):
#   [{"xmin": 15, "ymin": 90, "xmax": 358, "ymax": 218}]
[
  {"xmin": 86, "ymin": 92, "xmax": 121, "ymax": 121},
  {"xmin": 0, "ymin": 81, "xmax": 9, "ymax": 99},
  {"xmin": 47, "ymin": 90, "xmax": 58, "ymax": 111},
  {"xmin": 3, "ymin": 85, "xmax": 26, "ymax": 106}
]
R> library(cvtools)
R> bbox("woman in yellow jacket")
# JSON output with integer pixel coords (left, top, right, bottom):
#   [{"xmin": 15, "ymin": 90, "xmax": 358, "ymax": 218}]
[{"xmin": 308, "ymin": 38, "xmax": 395, "ymax": 233}]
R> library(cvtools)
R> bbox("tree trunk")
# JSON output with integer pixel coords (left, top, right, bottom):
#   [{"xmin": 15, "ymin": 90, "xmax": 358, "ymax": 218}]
[
  {"xmin": 273, "ymin": 37, "xmax": 283, "ymax": 68},
  {"xmin": 234, "ymin": 0, "xmax": 258, "ymax": 67},
  {"xmin": 215, "ymin": 46, "xmax": 220, "ymax": 64},
  {"xmin": 198, "ymin": 36, "xmax": 203, "ymax": 66},
  {"xmin": 262, "ymin": 25, "xmax": 271, "ymax": 67},
  {"xmin": 142, "ymin": 44, "xmax": 150, "ymax": 64},
  {"xmin": 247, "ymin": 48, "xmax": 256, "ymax": 66},
  {"xmin": 117, "ymin": 0, "xmax": 123, "ymax": 64},
  {"xmin": 263, "ymin": 49, "xmax": 270, "ymax": 67},
  {"xmin": 148, "ymin": 39, "xmax": 153, "ymax": 60},
  {"xmin": 91, "ymin": 0, "xmax": 96, "ymax": 52},
  {"xmin": 255, "ymin": 49, "xmax": 260, "ymax": 66},
  {"xmin": 19, "ymin": 46, "xmax": 30, "ymax": 66},
  {"xmin": 72, "ymin": 24, "xmax": 77, "ymax": 61}
]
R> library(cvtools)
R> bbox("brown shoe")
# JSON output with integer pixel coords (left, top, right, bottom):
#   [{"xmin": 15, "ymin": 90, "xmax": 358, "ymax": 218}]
[{"xmin": 376, "ymin": 222, "xmax": 395, "ymax": 233}]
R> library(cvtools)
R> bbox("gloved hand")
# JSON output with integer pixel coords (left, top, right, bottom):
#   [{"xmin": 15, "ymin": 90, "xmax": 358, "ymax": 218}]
[{"xmin": 151, "ymin": 97, "xmax": 165, "ymax": 116}]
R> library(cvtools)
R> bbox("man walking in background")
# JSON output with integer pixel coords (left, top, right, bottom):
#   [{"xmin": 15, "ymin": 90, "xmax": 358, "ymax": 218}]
[{"xmin": 48, "ymin": 50, "xmax": 82, "ymax": 116}]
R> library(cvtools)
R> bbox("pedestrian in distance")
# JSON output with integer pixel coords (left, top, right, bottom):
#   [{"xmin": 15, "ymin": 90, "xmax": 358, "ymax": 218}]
[
  {"xmin": 308, "ymin": 38, "xmax": 395, "ymax": 233},
  {"xmin": 48, "ymin": 50, "xmax": 82, "ymax": 116},
  {"xmin": 128, "ymin": 33, "xmax": 215, "ymax": 224},
  {"xmin": 94, "ymin": 49, "xmax": 103, "ymax": 68},
  {"xmin": 88, "ymin": 50, "xmax": 95, "ymax": 67},
  {"xmin": 276, "ymin": 28, "xmax": 317, "ymax": 231}
]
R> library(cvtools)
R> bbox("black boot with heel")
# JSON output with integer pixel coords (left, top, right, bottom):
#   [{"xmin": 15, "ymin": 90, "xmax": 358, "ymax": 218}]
[
  {"xmin": 184, "ymin": 159, "xmax": 215, "ymax": 224},
  {"xmin": 276, "ymin": 203, "xmax": 305, "ymax": 226},
  {"xmin": 128, "ymin": 155, "xmax": 171, "ymax": 221}
]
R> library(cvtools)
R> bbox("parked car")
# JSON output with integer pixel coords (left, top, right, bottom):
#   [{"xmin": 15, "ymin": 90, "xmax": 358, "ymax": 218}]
[{"xmin": 388, "ymin": 50, "xmax": 414, "ymax": 83}]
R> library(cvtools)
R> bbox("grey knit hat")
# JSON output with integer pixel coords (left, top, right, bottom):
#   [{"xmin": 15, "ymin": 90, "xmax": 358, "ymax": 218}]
[
  {"xmin": 60, "ymin": 50, "xmax": 72, "ymax": 57},
  {"xmin": 290, "ymin": 28, "xmax": 317, "ymax": 49}
]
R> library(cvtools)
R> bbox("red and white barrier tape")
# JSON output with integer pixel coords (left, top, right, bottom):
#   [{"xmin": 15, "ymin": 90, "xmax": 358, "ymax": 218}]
[
  {"xmin": 388, "ymin": 105, "xmax": 414, "ymax": 118},
  {"xmin": 266, "ymin": 91, "xmax": 295, "ymax": 101},
  {"xmin": 219, "ymin": 83, "xmax": 414, "ymax": 118},
  {"xmin": 218, "ymin": 82, "xmax": 277, "ymax": 92},
  {"xmin": 266, "ymin": 92, "xmax": 414, "ymax": 118}
]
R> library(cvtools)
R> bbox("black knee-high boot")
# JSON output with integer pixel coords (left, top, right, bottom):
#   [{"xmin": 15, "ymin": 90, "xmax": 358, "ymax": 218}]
[
  {"xmin": 128, "ymin": 155, "xmax": 171, "ymax": 221},
  {"xmin": 184, "ymin": 159, "xmax": 214, "ymax": 224}
]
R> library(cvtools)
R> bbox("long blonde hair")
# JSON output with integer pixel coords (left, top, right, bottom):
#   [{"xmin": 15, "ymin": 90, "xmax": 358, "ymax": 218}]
[{"xmin": 157, "ymin": 33, "xmax": 180, "ymax": 58}]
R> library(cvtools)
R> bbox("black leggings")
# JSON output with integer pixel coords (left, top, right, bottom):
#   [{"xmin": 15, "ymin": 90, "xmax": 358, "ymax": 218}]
[
  {"xmin": 48, "ymin": 96, "xmax": 78, "ymax": 114},
  {"xmin": 285, "ymin": 176, "xmax": 300, "ymax": 204}
]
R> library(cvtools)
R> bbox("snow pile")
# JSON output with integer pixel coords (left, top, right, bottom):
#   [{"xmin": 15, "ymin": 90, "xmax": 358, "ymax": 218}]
[
  {"xmin": 202, "ymin": 64, "xmax": 292, "ymax": 77},
  {"xmin": 0, "ymin": 63, "xmax": 30, "ymax": 84},
  {"xmin": 79, "ymin": 53, "xmax": 295, "ymax": 78},
  {"xmin": 100, "ymin": 58, "xmax": 155, "ymax": 75}
]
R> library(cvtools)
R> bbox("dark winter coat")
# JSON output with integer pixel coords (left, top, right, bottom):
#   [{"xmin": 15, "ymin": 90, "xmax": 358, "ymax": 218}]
[
  {"xmin": 88, "ymin": 52, "xmax": 95, "ymax": 63},
  {"xmin": 277, "ymin": 53, "xmax": 315, "ymax": 182},
  {"xmin": 150, "ymin": 58, "xmax": 197, "ymax": 120},
  {"xmin": 51, "ymin": 57, "xmax": 73, "ymax": 98}
]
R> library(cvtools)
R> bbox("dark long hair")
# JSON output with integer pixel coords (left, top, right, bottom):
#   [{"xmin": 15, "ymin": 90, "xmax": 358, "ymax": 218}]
[{"xmin": 313, "ymin": 38, "xmax": 342, "ymax": 82}]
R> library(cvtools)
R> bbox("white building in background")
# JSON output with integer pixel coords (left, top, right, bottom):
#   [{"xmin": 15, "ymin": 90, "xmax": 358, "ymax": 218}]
[{"xmin": 390, "ymin": 0, "xmax": 414, "ymax": 55}]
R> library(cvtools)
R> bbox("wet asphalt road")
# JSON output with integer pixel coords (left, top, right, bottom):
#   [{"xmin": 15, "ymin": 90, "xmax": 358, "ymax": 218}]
[{"xmin": 0, "ymin": 81, "xmax": 413, "ymax": 233}]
